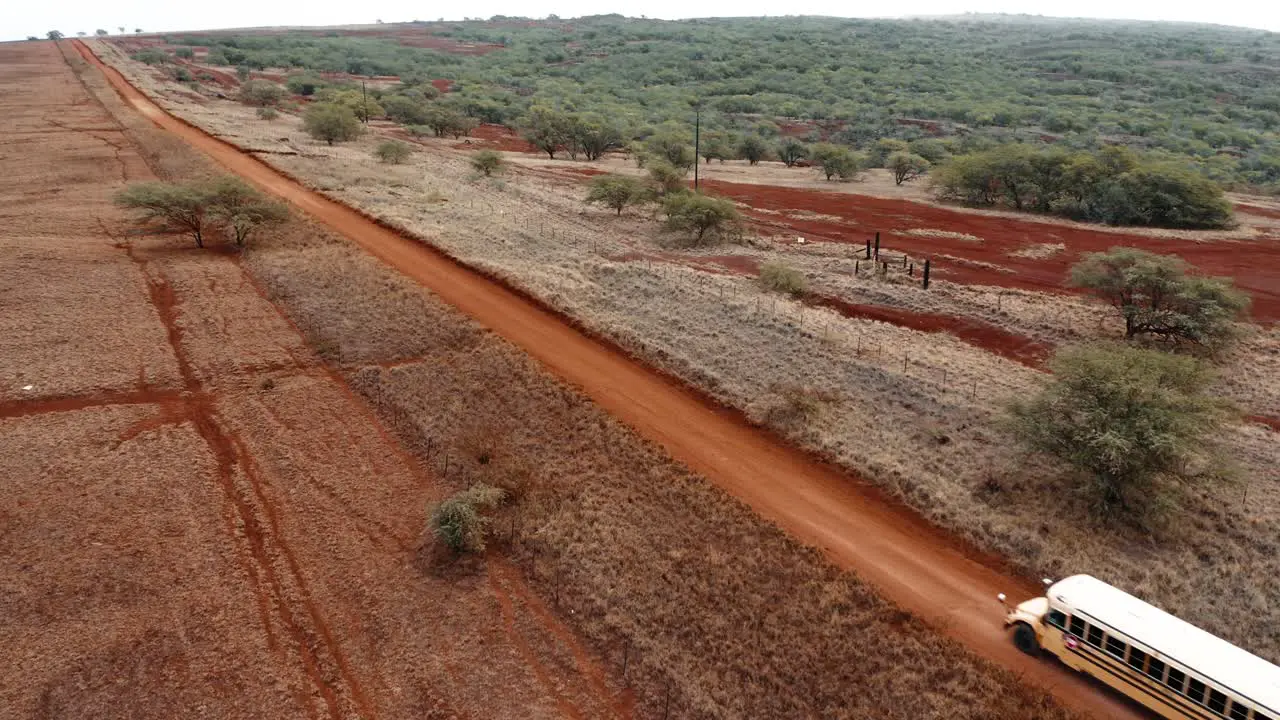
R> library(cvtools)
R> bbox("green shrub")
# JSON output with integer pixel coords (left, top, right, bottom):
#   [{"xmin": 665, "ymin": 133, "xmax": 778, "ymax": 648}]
[
  {"xmin": 737, "ymin": 134, "xmax": 769, "ymax": 165},
  {"xmin": 470, "ymin": 150, "xmax": 504, "ymax": 176},
  {"xmin": 586, "ymin": 174, "xmax": 651, "ymax": 215},
  {"xmin": 887, "ymin": 152, "xmax": 931, "ymax": 185},
  {"xmin": 428, "ymin": 483, "xmax": 506, "ymax": 554},
  {"xmin": 374, "ymin": 140, "xmax": 413, "ymax": 164},
  {"xmin": 663, "ymin": 192, "xmax": 740, "ymax": 244},
  {"xmin": 1008, "ymin": 344, "xmax": 1232, "ymax": 519},
  {"xmin": 778, "ymin": 138, "xmax": 808, "ymax": 167},
  {"xmin": 284, "ymin": 73, "xmax": 325, "ymax": 96},
  {"xmin": 647, "ymin": 160, "xmax": 688, "ymax": 195},
  {"xmin": 302, "ymin": 103, "xmax": 363, "ymax": 145},
  {"xmin": 238, "ymin": 79, "xmax": 286, "ymax": 107},
  {"xmin": 174, "ymin": 47, "xmax": 194, "ymax": 59},
  {"xmin": 1070, "ymin": 247, "xmax": 1249, "ymax": 349},
  {"xmin": 256, "ymin": 106, "xmax": 279, "ymax": 120},
  {"xmin": 758, "ymin": 262, "xmax": 807, "ymax": 295},
  {"xmin": 132, "ymin": 49, "xmax": 168, "ymax": 65}
]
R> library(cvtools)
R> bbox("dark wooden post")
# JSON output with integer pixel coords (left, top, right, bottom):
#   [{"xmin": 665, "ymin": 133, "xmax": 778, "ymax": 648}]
[
  {"xmin": 873, "ymin": 232, "xmax": 880, "ymax": 259},
  {"xmin": 923, "ymin": 258, "xmax": 931, "ymax": 289},
  {"xmin": 865, "ymin": 239, "xmax": 871, "ymax": 259},
  {"xmin": 909, "ymin": 263, "xmax": 914, "ymax": 276}
]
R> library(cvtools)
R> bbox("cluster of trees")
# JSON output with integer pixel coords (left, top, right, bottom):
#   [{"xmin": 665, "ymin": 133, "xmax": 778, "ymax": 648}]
[
  {"xmin": 933, "ymin": 145, "xmax": 1235, "ymax": 229},
  {"xmin": 114, "ymin": 177, "xmax": 288, "ymax": 248},
  {"xmin": 168, "ymin": 16, "xmax": 1280, "ymax": 193},
  {"xmin": 585, "ymin": 166, "xmax": 741, "ymax": 245},
  {"xmin": 1009, "ymin": 247, "xmax": 1249, "ymax": 520}
]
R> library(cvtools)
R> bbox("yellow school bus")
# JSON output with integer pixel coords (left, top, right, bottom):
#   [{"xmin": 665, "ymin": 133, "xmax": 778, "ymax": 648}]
[{"xmin": 1001, "ymin": 575, "xmax": 1279, "ymax": 720}]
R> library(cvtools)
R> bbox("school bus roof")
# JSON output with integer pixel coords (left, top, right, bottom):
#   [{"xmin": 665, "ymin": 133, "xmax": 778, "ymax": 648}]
[{"xmin": 1049, "ymin": 574, "xmax": 1280, "ymax": 714}]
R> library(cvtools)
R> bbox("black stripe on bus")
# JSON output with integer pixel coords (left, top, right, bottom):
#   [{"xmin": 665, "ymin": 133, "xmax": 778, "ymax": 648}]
[
  {"xmin": 1062, "ymin": 641, "xmax": 1220, "ymax": 720},
  {"xmin": 1068, "ymin": 609, "xmax": 1279, "ymax": 717}
]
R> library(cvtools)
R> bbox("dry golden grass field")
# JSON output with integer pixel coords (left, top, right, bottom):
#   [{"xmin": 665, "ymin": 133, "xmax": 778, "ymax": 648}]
[{"xmin": 91, "ymin": 35, "xmax": 1280, "ymax": 675}]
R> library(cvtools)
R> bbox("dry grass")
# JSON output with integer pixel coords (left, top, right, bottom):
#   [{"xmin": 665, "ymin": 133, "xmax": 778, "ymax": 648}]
[
  {"xmin": 903, "ymin": 227, "xmax": 984, "ymax": 243},
  {"xmin": 102, "ymin": 41, "xmax": 1280, "ymax": 668},
  {"xmin": 1011, "ymin": 242, "xmax": 1066, "ymax": 259}
]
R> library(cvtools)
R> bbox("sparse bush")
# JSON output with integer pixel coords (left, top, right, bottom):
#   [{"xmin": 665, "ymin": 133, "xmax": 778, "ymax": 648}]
[
  {"xmin": 46, "ymin": 30, "xmax": 64, "ymax": 40},
  {"xmin": 887, "ymin": 151, "xmax": 931, "ymax": 185},
  {"xmin": 114, "ymin": 182, "xmax": 212, "ymax": 247},
  {"xmin": 428, "ymin": 483, "xmax": 506, "ymax": 555},
  {"xmin": 374, "ymin": 140, "xmax": 413, "ymax": 164},
  {"xmin": 647, "ymin": 160, "xmax": 688, "ymax": 195},
  {"xmin": 204, "ymin": 177, "xmax": 289, "ymax": 247},
  {"xmin": 303, "ymin": 103, "xmax": 363, "ymax": 145},
  {"xmin": 238, "ymin": 79, "xmax": 286, "ymax": 107},
  {"xmin": 383, "ymin": 95, "xmax": 428, "ymax": 125},
  {"xmin": 1008, "ymin": 344, "xmax": 1232, "ymax": 520},
  {"xmin": 284, "ymin": 73, "xmax": 324, "ymax": 97},
  {"xmin": 586, "ymin": 174, "xmax": 651, "ymax": 215},
  {"xmin": 738, "ymin": 134, "xmax": 770, "ymax": 165},
  {"xmin": 763, "ymin": 383, "xmax": 837, "ymax": 428},
  {"xmin": 115, "ymin": 178, "xmax": 287, "ymax": 249},
  {"xmin": 235, "ymin": 65, "xmax": 251, "ymax": 82},
  {"xmin": 174, "ymin": 47, "xmax": 194, "ymax": 59},
  {"xmin": 811, "ymin": 144, "xmax": 863, "ymax": 180},
  {"xmin": 132, "ymin": 49, "xmax": 168, "ymax": 65},
  {"xmin": 758, "ymin": 262, "xmax": 807, "ymax": 295},
  {"xmin": 256, "ymin": 106, "xmax": 278, "ymax": 120},
  {"xmin": 168, "ymin": 66, "xmax": 193, "ymax": 83},
  {"xmin": 662, "ymin": 192, "xmax": 741, "ymax": 244},
  {"xmin": 1070, "ymin": 247, "xmax": 1249, "ymax": 349},
  {"xmin": 470, "ymin": 150, "xmax": 504, "ymax": 176},
  {"xmin": 778, "ymin": 137, "xmax": 809, "ymax": 167}
]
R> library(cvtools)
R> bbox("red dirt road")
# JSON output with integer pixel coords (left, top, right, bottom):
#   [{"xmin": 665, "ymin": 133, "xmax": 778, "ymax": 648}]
[
  {"xmin": 702, "ymin": 179, "xmax": 1280, "ymax": 323},
  {"xmin": 77, "ymin": 40, "xmax": 1146, "ymax": 719}
]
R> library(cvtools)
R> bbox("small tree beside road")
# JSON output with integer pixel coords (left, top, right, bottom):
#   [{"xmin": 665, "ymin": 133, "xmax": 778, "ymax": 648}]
[
  {"xmin": 303, "ymin": 103, "xmax": 363, "ymax": 145},
  {"xmin": 471, "ymin": 150, "xmax": 504, "ymax": 176},
  {"xmin": 1070, "ymin": 247, "xmax": 1249, "ymax": 349},
  {"xmin": 374, "ymin": 140, "xmax": 412, "ymax": 164},
  {"xmin": 1008, "ymin": 344, "xmax": 1231, "ymax": 519},
  {"xmin": 888, "ymin": 152, "xmax": 931, "ymax": 185},
  {"xmin": 663, "ymin": 192, "xmax": 741, "ymax": 244},
  {"xmin": 115, "ymin": 177, "xmax": 288, "ymax": 248},
  {"xmin": 586, "ymin": 174, "xmax": 651, "ymax": 215}
]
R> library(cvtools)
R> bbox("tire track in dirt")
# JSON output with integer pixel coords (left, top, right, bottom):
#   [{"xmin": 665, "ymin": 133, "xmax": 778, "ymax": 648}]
[
  {"xmin": 119, "ymin": 239, "xmax": 376, "ymax": 720},
  {"xmin": 0, "ymin": 388, "xmax": 183, "ymax": 420},
  {"xmin": 77, "ymin": 39, "xmax": 1144, "ymax": 720}
]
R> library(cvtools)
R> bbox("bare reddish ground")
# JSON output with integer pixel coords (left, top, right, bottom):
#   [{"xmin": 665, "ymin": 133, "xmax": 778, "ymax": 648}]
[
  {"xmin": 430, "ymin": 78, "xmax": 451, "ymax": 93},
  {"xmin": 809, "ymin": 295, "xmax": 1051, "ymax": 367},
  {"xmin": 560, "ymin": 166, "xmax": 609, "ymax": 177},
  {"xmin": 1248, "ymin": 414, "xmax": 1280, "ymax": 432},
  {"xmin": 1238, "ymin": 204, "xmax": 1280, "ymax": 221},
  {"xmin": 459, "ymin": 123, "xmax": 535, "ymax": 152},
  {"xmin": 701, "ymin": 179, "xmax": 1280, "ymax": 323}
]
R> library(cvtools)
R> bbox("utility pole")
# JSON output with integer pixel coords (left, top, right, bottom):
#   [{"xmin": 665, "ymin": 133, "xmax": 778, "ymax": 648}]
[
  {"xmin": 693, "ymin": 106, "xmax": 701, "ymax": 192},
  {"xmin": 361, "ymin": 80, "xmax": 369, "ymax": 124}
]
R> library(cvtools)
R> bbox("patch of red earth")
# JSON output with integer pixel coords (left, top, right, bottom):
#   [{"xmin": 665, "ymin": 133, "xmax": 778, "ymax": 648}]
[
  {"xmin": 430, "ymin": 78, "xmax": 451, "ymax": 93},
  {"xmin": 808, "ymin": 296, "xmax": 1050, "ymax": 367},
  {"xmin": 560, "ymin": 166, "xmax": 609, "ymax": 177},
  {"xmin": 699, "ymin": 179, "xmax": 1280, "ymax": 324},
  {"xmin": 1237, "ymin": 204, "xmax": 1280, "ymax": 221},
  {"xmin": 459, "ymin": 123, "xmax": 535, "ymax": 152},
  {"xmin": 1248, "ymin": 414, "xmax": 1280, "ymax": 433}
]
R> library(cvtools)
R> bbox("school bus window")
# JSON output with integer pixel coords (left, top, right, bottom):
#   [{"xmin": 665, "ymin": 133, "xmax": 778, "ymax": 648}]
[
  {"xmin": 1068, "ymin": 615, "xmax": 1085, "ymax": 637},
  {"xmin": 1127, "ymin": 647, "xmax": 1148, "ymax": 672},
  {"xmin": 1256, "ymin": 711, "xmax": 1273, "ymax": 720},
  {"xmin": 1106, "ymin": 635, "xmax": 1126, "ymax": 659},
  {"xmin": 1208, "ymin": 689, "xmax": 1228, "ymax": 714},
  {"xmin": 1086, "ymin": 625, "xmax": 1103, "ymax": 648},
  {"xmin": 1188, "ymin": 678, "xmax": 1207, "ymax": 704},
  {"xmin": 1165, "ymin": 666, "xmax": 1186, "ymax": 694},
  {"xmin": 1228, "ymin": 701, "xmax": 1250, "ymax": 720},
  {"xmin": 1146, "ymin": 657, "xmax": 1165, "ymax": 682},
  {"xmin": 1047, "ymin": 610, "xmax": 1067, "ymax": 629}
]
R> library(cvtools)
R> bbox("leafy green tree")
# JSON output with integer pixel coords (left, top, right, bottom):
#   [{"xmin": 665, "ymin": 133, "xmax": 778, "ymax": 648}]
[
  {"xmin": 174, "ymin": 46, "xmax": 194, "ymax": 58},
  {"xmin": 471, "ymin": 150, "xmax": 504, "ymax": 176},
  {"xmin": 235, "ymin": 65, "xmax": 251, "ymax": 82},
  {"xmin": 888, "ymin": 152, "xmax": 931, "ymax": 185},
  {"xmin": 285, "ymin": 74, "xmax": 325, "ymax": 97},
  {"xmin": 47, "ymin": 30, "xmax": 64, "ymax": 40},
  {"xmin": 321, "ymin": 89, "xmax": 383, "ymax": 123},
  {"xmin": 95, "ymin": 29, "xmax": 109, "ymax": 37},
  {"xmin": 586, "ymin": 174, "xmax": 651, "ymax": 215},
  {"xmin": 778, "ymin": 138, "xmax": 809, "ymax": 167},
  {"xmin": 570, "ymin": 114, "xmax": 623, "ymax": 161},
  {"xmin": 908, "ymin": 138, "xmax": 949, "ymax": 163},
  {"xmin": 238, "ymin": 80, "xmax": 286, "ymax": 107},
  {"xmin": 374, "ymin": 140, "xmax": 412, "ymax": 164},
  {"xmin": 428, "ymin": 483, "xmax": 506, "ymax": 554},
  {"xmin": 811, "ymin": 144, "xmax": 862, "ymax": 180},
  {"xmin": 114, "ymin": 182, "xmax": 212, "ymax": 247},
  {"xmin": 737, "ymin": 134, "xmax": 769, "ymax": 165},
  {"xmin": 303, "ymin": 103, "xmax": 363, "ymax": 145},
  {"xmin": 204, "ymin": 177, "xmax": 289, "ymax": 247},
  {"xmin": 648, "ymin": 160, "xmax": 688, "ymax": 195},
  {"xmin": 646, "ymin": 131, "xmax": 695, "ymax": 169},
  {"xmin": 521, "ymin": 106, "xmax": 572, "ymax": 159},
  {"xmin": 1008, "ymin": 344, "xmax": 1231, "ymax": 517},
  {"xmin": 256, "ymin": 107, "xmax": 278, "ymax": 120},
  {"xmin": 1070, "ymin": 248, "xmax": 1249, "ymax": 348},
  {"xmin": 700, "ymin": 132, "xmax": 730, "ymax": 164},
  {"xmin": 663, "ymin": 192, "xmax": 740, "ymax": 244},
  {"xmin": 868, "ymin": 138, "xmax": 910, "ymax": 167}
]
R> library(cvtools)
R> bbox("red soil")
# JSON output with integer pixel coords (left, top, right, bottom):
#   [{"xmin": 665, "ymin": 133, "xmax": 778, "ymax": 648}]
[
  {"xmin": 430, "ymin": 78, "xmax": 451, "ymax": 93},
  {"xmin": 1237, "ymin": 204, "xmax": 1280, "ymax": 221},
  {"xmin": 460, "ymin": 123, "xmax": 535, "ymax": 152},
  {"xmin": 701, "ymin": 179, "xmax": 1280, "ymax": 324},
  {"xmin": 1248, "ymin": 414, "xmax": 1280, "ymax": 433},
  {"xmin": 809, "ymin": 296, "xmax": 1051, "ymax": 367}
]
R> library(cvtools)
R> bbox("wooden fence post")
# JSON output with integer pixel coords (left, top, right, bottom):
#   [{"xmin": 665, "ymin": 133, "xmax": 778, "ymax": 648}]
[
  {"xmin": 874, "ymin": 232, "xmax": 880, "ymax": 259},
  {"xmin": 923, "ymin": 258, "xmax": 931, "ymax": 290},
  {"xmin": 864, "ymin": 238, "xmax": 871, "ymax": 260}
]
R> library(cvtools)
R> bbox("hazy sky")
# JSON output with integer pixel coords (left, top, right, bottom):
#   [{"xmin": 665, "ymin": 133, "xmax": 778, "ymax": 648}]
[{"xmin": 9, "ymin": 0, "xmax": 1279, "ymax": 41}]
